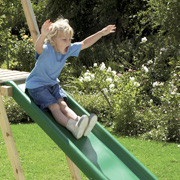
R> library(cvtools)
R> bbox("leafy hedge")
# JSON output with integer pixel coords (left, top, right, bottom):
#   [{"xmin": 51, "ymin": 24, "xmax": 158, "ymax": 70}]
[
  {"xmin": 73, "ymin": 62, "xmax": 180, "ymax": 143},
  {"xmin": 3, "ymin": 97, "xmax": 33, "ymax": 124}
]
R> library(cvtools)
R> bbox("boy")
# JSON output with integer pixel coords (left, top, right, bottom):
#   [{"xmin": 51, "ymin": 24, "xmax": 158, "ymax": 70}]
[{"xmin": 26, "ymin": 18, "xmax": 116, "ymax": 139}]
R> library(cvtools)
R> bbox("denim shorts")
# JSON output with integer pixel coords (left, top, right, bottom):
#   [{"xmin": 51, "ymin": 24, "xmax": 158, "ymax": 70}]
[{"xmin": 27, "ymin": 84, "xmax": 67, "ymax": 111}]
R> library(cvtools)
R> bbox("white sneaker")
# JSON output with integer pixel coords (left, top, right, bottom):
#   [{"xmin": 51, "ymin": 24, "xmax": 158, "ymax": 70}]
[
  {"xmin": 84, "ymin": 114, "xmax": 97, "ymax": 136},
  {"xmin": 66, "ymin": 115, "xmax": 89, "ymax": 139}
]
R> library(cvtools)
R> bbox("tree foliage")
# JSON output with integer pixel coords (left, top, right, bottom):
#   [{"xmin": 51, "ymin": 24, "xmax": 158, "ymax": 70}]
[
  {"xmin": 1, "ymin": 0, "xmax": 179, "ymax": 71},
  {"xmin": 145, "ymin": 0, "xmax": 180, "ymax": 44},
  {"xmin": 0, "ymin": 0, "xmax": 47, "ymax": 67},
  {"xmin": 45, "ymin": 0, "xmax": 146, "ymax": 41}
]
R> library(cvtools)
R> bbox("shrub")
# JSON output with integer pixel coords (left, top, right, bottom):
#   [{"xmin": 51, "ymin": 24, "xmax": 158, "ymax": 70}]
[
  {"xmin": 1, "ymin": 29, "xmax": 35, "ymax": 71},
  {"xmin": 77, "ymin": 62, "xmax": 149, "ymax": 136},
  {"xmin": 71, "ymin": 93, "xmax": 112, "ymax": 125},
  {"xmin": 150, "ymin": 70, "xmax": 180, "ymax": 142},
  {"xmin": 9, "ymin": 30, "xmax": 35, "ymax": 71},
  {"xmin": 75, "ymin": 61, "xmax": 180, "ymax": 142},
  {"xmin": 3, "ymin": 97, "xmax": 33, "ymax": 124}
]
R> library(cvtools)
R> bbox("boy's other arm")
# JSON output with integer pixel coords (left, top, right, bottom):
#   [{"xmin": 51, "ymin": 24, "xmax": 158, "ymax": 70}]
[
  {"xmin": 35, "ymin": 34, "xmax": 47, "ymax": 54},
  {"xmin": 81, "ymin": 25, "xmax": 116, "ymax": 50},
  {"xmin": 35, "ymin": 20, "xmax": 52, "ymax": 54}
]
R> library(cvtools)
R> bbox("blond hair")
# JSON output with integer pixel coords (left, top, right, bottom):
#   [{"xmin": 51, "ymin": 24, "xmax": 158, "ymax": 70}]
[{"xmin": 45, "ymin": 18, "xmax": 74, "ymax": 47}]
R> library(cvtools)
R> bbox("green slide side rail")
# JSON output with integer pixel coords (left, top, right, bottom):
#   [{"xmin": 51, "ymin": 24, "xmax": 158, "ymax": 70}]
[{"xmin": 6, "ymin": 81, "xmax": 158, "ymax": 180}]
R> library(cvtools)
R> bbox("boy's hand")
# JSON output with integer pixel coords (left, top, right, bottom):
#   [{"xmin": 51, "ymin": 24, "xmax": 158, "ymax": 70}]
[
  {"xmin": 101, "ymin": 25, "xmax": 116, "ymax": 36},
  {"xmin": 41, "ymin": 19, "xmax": 52, "ymax": 36},
  {"xmin": 81, "ymin": 24, "xmax": 116, "ymax": 50}
]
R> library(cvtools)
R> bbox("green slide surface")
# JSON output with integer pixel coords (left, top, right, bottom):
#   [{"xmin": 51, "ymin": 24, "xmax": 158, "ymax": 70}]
[{"xmin": 6, "ymin": 81, "xmax": 158, "ymax": 180}]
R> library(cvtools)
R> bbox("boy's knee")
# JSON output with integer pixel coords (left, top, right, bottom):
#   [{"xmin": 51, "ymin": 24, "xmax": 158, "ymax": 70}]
[{"xmin": 59, "ymin": 100, "xmax": 68, "ymax": 110}]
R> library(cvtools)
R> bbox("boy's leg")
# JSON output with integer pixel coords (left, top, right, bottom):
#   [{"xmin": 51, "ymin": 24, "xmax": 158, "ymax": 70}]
[
  {"xmin": 48, "ymin": 102, "xmax": 89, "ymax": 139},
  {"xmin": 58, "ymin": 98, "xmax": 77, "ymax": 120},
  {"xmin": 57, "ymin": 98, "xmax": 98, "ymax": 137},
  {"xmin": 48, "ymin": 103, "xmax": 69, "ymax": 127}
]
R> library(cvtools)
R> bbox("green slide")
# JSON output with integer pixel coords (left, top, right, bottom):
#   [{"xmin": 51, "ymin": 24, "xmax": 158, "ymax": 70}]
[{"xmin": 6, "ymin": 81, "xmax": 158, "ymax": 180}]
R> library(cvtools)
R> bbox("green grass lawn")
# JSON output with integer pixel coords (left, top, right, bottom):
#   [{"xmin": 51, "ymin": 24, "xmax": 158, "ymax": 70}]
[
  {"xmin": 0, "ymin": 123, "xmax": 180, "ymax": 180},
  {"xmin": 115, "ymin": 135, "xmax": 180, "ymax": 180}
]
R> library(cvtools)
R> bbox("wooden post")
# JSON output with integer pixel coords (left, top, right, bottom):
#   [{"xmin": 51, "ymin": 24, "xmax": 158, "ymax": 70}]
[
  {"xmin": 0, "ymin": 87, "xmax": 25, "ymax": 180},
  {"xmin": 21, "ymin": 0, "xmax": 40, "ymax": 44},
  {"xmin": 0, "ymin": 86, "xmax": 13, "ymax": 96},
  {"xmin": 66, "ymin": 156, "xmax": 82, "ymax": 180}
]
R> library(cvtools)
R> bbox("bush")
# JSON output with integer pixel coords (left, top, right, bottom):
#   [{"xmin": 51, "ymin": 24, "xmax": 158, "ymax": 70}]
[
  {"xmin": 150, "ymin": 70, "xmax": 180, "ymax": 142},
  {"xmin": 8, "ymin": 30, "xmax": 35, "ymax": 71},
  {"xmin": 3, "ymin": 97, "xmax": 33, "ymax": 124},
  {"xmin": 75, "ymin": 61, "xmax": 180, "ymax": 142},
  {"xmin": 77, "ymin": 62, "xmax": 147, "ymax": 136},
  {"xmin": 71, "ymin": 93, "xmax": 112, "ymax": 125}
]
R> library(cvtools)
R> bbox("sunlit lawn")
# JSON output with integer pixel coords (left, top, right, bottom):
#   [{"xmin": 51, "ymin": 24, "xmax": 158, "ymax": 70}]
[
  {"xmin": 115, "ymin": 135, "xmax": 180, "ymax": 180},
  {"xmin": 0, "ymin": 123, "xmax": 180, "ymax": 180}
]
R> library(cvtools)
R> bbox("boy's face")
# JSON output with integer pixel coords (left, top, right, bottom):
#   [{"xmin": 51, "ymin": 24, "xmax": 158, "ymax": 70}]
[{"xmin": 55, "ymin": 32, "xmax": 71, "ymax": 54}]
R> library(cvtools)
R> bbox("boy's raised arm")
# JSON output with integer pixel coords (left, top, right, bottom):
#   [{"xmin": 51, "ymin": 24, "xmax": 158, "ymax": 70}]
[
  {"xmin": 35, "ymin": 20, "xmax": 52, "ymax": 54},
  {"xmin": 81, "ymin": 25, "xmax": 116, "ymax": 50}
]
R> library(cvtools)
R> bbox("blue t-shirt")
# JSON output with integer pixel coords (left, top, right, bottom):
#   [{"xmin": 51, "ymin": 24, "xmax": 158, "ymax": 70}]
[{"xmin": 26, "ymin": 42, "xmax": 82, "ymax": 89}]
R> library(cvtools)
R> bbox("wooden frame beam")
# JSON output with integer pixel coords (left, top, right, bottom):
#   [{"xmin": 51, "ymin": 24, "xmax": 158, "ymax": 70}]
[
  {"xmin": 21, "ymin": 0, "xmax": 40, "ymax": 44},
  {"xmin": 66, "ymin": 156, "xmax": 82, "ymax": 180},
  {"xmin": 0, "ymin": 86, "xmax": 13, "ymax": 96},
  {"xmin": 0, "ymin": 91, "xmax": 25, "ymax": 180}
]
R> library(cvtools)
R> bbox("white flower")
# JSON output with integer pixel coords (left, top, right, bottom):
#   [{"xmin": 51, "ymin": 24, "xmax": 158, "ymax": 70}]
[
  {"xmin": 84, "ymin": 76, "xmax": 91, "ymax": 82},
  {"xmin": 147, "ymin": 60, "xmax": 153, "ymax": 65},
  {"xmin": 159, "ymin": 82, "xmax": 164, "ymax": 86},
  {"xmin": 112, "ymin": 70, "xmax": 117, "ymax": 76},
  {"xmin": 93, "ymin": 63, "xmax": 97, "ymax": 67},
  {"xmin": 130, "ymin": 77, "xmax": 135, "ymax": 81},
  {"xmin": 109, "ymin": 84, "xmax": 115, "ymax": 89},
  {"xmin": 106, "ymin": 77, "xmax": 113, "ymax": 82},
  {"xmin": 152, "ymin": 81, "xmax": 164, "ymax": 87},
  {"xmin": 109, "ymin": 84, "xmax": 115, "ymax": 92},
  {"xmin": 141, "ymin": 37, "xmax": 147, "ymax": 43},
  {"xmin": 103, "ymin": 88, "xmax": 108, "ymax": 93},
  {"xmin": 134, "ymin": 82, "xmax": 140, "ymax": 87},
  {"xmin": 100, "ymin": 62, "xmax": 106, "ymax": 71},
  {"xmin": 91, "ymin": 74, "xmax": 95, "ymax": 80},
  {"xmin": 79, "ymin": 77, "xmax": 84, "ymax": 82},
  {"xmin": 142, "ymin": 64, "xmax": 149, "ymax": 73},
  {"xmin": 107, "ymin": 67, "xmax": 112, "ymax": 72},
  {"xmin": 160, "ymin": 48, "xmax": 167, "ymax": 52},
  {"xmin": 160, "ymin": 48, "xmax": 167, "ymax": 55},
  {"xmin": 152, "ymin": 81, "xmax": 159, "ymax": 87},
  {"xmin": 171, "ymin": 91, "xmax": 176, "ymax": 95},
  {"xmin": 83, "ymin": 72, "xmax": 95, "ymax": 81},
  {"xmin": 84, "ymin": 72, "xmax": 91, "ymax": 77}
]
